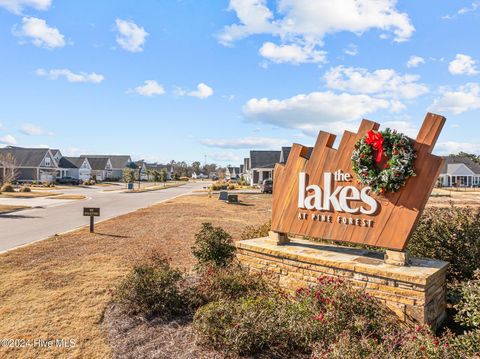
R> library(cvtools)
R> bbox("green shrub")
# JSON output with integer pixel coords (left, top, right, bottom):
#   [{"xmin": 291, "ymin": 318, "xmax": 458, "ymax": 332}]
[
  {"xmin": 451, "ymin": 329, "xmax": 480, "ymax": 357},
  {"xmin": 191, "ymin": 223, "xmax": 235, "ymax": 268},
  {"xmin": 117, "ymin": 254, "xmax": 187, "ymax": 318},
  {"xmin": 1, "ymin": 183, "xmax": 14, "ymax": 192},
  {"xmin": 240, "ymin": 220, "xmax": 271, "ymax": 240},
  {"xmin": 195, "ymin": 265, "xmax": 271, "ymax": 303},
  {"xmin": 228, "ymin": 184, "xmax": 235, "ymax": 190},
  {"xmin": 408, "ymin": 206, "xmax": 480, "ymax": 285},
  {"xmin": 19, "ymin": 186, "xmax": 31, "ymax": 193},
  {"xmin": 455, "ymin": 270, "xmax": 480, "ymax": 329}
]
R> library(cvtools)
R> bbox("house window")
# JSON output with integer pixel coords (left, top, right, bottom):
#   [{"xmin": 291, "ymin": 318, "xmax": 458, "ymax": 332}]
[{"xmin": 45, "ymin": 157, "xmax": 51, "ymax": 166}]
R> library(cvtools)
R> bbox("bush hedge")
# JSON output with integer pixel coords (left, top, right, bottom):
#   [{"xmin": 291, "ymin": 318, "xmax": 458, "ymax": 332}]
[
  {"xmin": 191, "ymin": 223, "xmax": 236, "ymax": 268},
  {"xmin": 408, "ymin": 206, "xmax": 480, "ymax": 285}
]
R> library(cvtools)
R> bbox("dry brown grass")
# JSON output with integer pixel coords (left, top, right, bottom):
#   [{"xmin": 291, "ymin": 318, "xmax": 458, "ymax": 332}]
[
  {"xmin": 49, "ymin": 194, "xmax": 87, "ymax": 200},
  {"xmin": 428, "ymin": 188, "xmax": 480, "ymax": 207},
  {"xmin": 0, "ymin": 191, "xmax": 62, "ymax": 198},
  {"xmin": 0, "ymin": 193, "xmax": 272, "ymax": 359},
  {"xmin": 0, "ymin": 204, "xmax": 31, "ymax": 213}
]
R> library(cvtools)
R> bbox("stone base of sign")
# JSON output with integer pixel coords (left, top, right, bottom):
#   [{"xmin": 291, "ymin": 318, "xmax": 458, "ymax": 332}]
[
  {"xmin": 236, "ymin": 237, "xmax": 448, "ymax": 329},
  {"xmin": 385, "ymin": 249, "xmax": 410, "ymax": 266},
  {"xmin": 268, "ymin": 230, "xmax": 290, "ymax": 245}
]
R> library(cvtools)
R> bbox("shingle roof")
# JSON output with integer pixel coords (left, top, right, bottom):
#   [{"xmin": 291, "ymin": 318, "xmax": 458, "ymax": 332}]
[
  {"xmin": 441, "ymin": 155, "xmax": 480, "ymax": 175},
  {"xmin": 85, "ymin": 157, "xmax": 109, "ymax": 170},
  {"xmin": 80, "ymin": 155, "xmax": 131, "ymax": 169},
  {"xmin": 59, "ymin": 157, "xmax": 86, "ymax": 169},
  {"xmin": 249, "ymin": 150, "xmax": 281, "ymax": 169},
  {"xmin": 279, "ymin": 146, "xmax": 314, "ymax": 164},
  {"xmin": 0, "ymin": 147, "xmax": 51, "ymax": 167}
]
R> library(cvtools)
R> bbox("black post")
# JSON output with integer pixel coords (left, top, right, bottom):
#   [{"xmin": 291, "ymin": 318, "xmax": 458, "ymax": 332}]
[{"xmin": 90, "ymin": 216, "xmax": 94, "ymax": 233}]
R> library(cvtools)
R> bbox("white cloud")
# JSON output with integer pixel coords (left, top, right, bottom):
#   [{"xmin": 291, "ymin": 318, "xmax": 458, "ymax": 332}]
[
  {"xmin": 209, "ymin": 152, "xmax": 241, "ymax": 163},
  {"xmin": 442, "ymin": 1, "xmax": 480, "ymax": 20},
  {"xmin": 259, "ymin": 42, "xmax": 326, "ymax": 64},
  {"xmin": 381, "ymin": 120, "xmax": 418, "ymax": 137},
  {"xmin": 115, "ymin": 19, "xmax": 148, "ymax": 52},
  {"xmin": 436, "ymin": 141, "xmax": 480, "ymax": 155},
  {"xmin": 134, "ymin": 80, "xmax": 165, "ymax": 97},
  {"xmin": 36, "ymin": 68, "xmax": 104, "ymax": 83},
  {"xmin": 343, "ymin": 44, "xmax": 358, "ymax": 56},
  {"xmin": 406, "ymin": 55, "xmax": 425, "ymax": 68},
  {"xmin": 0, "ymin": 134, "xmax": 17, "ymax": 145},
  {"xmin": 218, "ymin": 0, "xmax": 414, "ymax": 64},
  {"xmin": 14, "ymin": 17, "xmax": 66, "ymax": 49},
  {"xmin": 201, "ymin": 136, "xmax": 289, "ymax": 149},
  {"xmin": 20, "ymin": 123, "xmax": 53, "ymax": 136},
  {"xmin": 243, "ymin": 91, "xmax": 391, "ymax": 136},
  {"xmin": 176, "ymin": 83, "xmax": 214, "ymax": 99},
  {"xmin": 448, "ymin": 54, "xmax": 479, "ymax": 76},
  {"xmin": 0, "ymin": 0, "xmax": 51, "ymax": 14},
  {"xmin": 324, "ymin": 65, "xmax": 428, "ymax": 100},
  {"xmin": 430, "ymin": 83, "xmax": 480, "ymax": 114}
]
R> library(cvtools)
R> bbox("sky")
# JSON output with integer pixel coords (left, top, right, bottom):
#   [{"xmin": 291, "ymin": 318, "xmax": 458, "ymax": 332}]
[{"xmin": 0, "ymin": 0, "xmax": 479, "ymax": 165}]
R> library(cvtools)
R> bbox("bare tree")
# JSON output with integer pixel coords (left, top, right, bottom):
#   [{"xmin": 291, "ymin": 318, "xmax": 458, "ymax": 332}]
[{"xmin": 0, "ymin": 153, "xmax": 19, "ymax": 184}]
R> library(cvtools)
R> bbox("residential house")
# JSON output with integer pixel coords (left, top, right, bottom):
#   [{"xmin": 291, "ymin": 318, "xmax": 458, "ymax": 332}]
[
  {"xmin": 244, "ymin": 150, "xmax": 281, "ymax": 185},
  {"xmin": 438, "ymin": 155, "xmax": 480, "ymax": 187},
  {"xmin": 135, "ymin": 160, "xmax": 148, "ymax": 180},
  {"xmin": 192, "ymin": 172, "xmax": 208, "ymax": 179},
  {"xmin": 145, "ymin": 163, "xmax": 174, "ymax": 180},
  {"xmin": 58, "ymin": 157, "xmax": 92, "ymax": 181},
  {"xmin": 51, "ymin": 149, "xmax": 63, "ymax": 163},
  {"xmin": 80, "ymin": 155, "xmax": 132, "ymax": 180},
  {"xmin": 0, "ymin": 146, "xmax": 59, "ymax": 183},
  {"xmin": 83, "ymin": 157, "xmax": 113, "ymax": 181},
  {"xmin": 225, "ymin": 166, "xmax": 240, "ymax": 180}
]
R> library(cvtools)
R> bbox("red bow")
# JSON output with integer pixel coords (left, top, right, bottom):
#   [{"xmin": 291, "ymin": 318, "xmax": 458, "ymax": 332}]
[{"xmin": 365, "ymin": 130, "xmax": 384, "ymax": 163}]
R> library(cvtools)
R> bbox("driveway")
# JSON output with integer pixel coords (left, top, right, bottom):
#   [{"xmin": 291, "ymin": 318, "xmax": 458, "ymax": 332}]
[{"xmin": 0, "ymin": 181, "xmax": 210, "ymax": 252}]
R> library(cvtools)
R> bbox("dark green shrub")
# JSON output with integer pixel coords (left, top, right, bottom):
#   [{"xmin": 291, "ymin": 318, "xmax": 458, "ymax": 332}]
[
  {"xmin": 408, "ymin": 206, "xmax": 480, "ymax": 284},
  {"xmin": 455, "ymin": 270, "xmax": 480, "ymax": 329},
  {"xmin": 1, "ymin": 183, "xmax": 14, "ymax": 192},
  {"xmin": 19, "ymin": 186, "xmax": 31, "ymax": 193},
  {"xmin": 240, "ymin": 220, "xmax": 271, "ymax": 240},
  {"xmin": 195, "ymin": 264, "xmax": 271, "ymax": 303},
  {"xmin": 191, "ymin": 223, "xmax": 235, "ymax": 268},
  {"xmin": 117, "ymin": 254, "xmax": 187, "ymax": 318}
]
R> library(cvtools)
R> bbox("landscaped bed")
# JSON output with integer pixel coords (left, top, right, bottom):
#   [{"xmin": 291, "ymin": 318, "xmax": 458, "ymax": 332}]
[{"xmin": 0, "ymin": 191, "xmax": 63, "ymax": 198}]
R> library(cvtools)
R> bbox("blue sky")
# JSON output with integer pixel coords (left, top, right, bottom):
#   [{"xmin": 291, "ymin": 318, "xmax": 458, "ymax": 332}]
[{"xmin": 0, "ymin": 0, "xmax": 479, "ymax": 165}]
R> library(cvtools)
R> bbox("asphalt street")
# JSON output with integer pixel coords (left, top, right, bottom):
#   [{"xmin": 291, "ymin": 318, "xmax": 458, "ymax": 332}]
[{"xmin": 0, "ymin": 181, "xmax": 209, "ymax": 252}]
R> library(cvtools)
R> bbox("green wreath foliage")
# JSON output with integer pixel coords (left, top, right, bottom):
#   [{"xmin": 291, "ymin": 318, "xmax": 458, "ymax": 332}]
[{"xmin": 351, "ymin": 128, "xmax": 417, "ymax": 195}]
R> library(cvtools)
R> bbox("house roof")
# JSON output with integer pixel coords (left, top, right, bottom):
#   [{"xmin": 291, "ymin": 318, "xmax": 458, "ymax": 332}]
[
  {"xmin": 80, "ymin": 155, "xmax": 131, "ymax": 169},
  {"xmin": 440, "ymin": 155, "xmax": 480, "ymax": 175},
  {"xmin": 85, "ymin": 157, "xmax": 110, "ymax": 170},
  {"xmin": 0, "ymin": 147, "xmax": 52, "ymax": 167},
  {"xmin": 59, "ymin": 157, "xmax": 86, "ymax": 169},
  {"xmin": 280, "ymin": 146, "xmax": 314, "ymax": 164},
  {"xmin": 145, "ymin": 163, "xmax": 173, "ymax": 172},
  {"xmin": 249, "ymin": 150, "xmax": 281, "ymax": 169}
]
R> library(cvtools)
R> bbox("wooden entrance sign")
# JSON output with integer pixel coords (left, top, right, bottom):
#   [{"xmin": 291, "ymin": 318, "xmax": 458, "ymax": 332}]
[{"xmin": 271, "ymin": 112, "xmax": 446, "ymax": 251}]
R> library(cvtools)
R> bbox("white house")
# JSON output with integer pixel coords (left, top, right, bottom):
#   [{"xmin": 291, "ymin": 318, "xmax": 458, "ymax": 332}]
[
  {"xmin": 225, "ymin": 166, "xmax": 240, "ymax": 180},
  {"xmin": 80, "ymin": 155, "xmax": 131, "ymax": 180},
  {"xmin": 438, "ymin": 156, "xmax": 480, "ymax": 187}
]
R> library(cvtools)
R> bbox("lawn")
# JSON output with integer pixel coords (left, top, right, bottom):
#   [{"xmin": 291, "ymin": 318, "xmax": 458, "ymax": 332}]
[
  {"xmin": 428, "ymin": 188, "xmax": 480, "ymax": 207},
  {"xmin": 0, "ymin": 204, "xmax": 31, "ymax": 214},
  {"xmin": 0, "ymin": 191, "xmax": 63, "ymax": 198},
  {"xmin": 0, "ymin": 193, "xmax": 271, "ymax": 359}
]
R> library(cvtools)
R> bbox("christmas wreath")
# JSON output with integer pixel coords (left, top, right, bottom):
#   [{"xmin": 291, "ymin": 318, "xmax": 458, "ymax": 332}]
[{"xmin": 351, "ymin": 128, "xmax": 416, "ymax": 194}]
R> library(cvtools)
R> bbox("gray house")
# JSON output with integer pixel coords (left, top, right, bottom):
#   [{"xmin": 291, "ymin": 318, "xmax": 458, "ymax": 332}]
[
  {"xmin": 438, "ymin": 155, "xmax": 480, "ymax": 187},
  {"xmin": 58, "ymin": 157, "xmax": 92, "ymax": 181},
  {"xmin": 244, "ymin": 150, "xmax": 281, "ymax": 185},
  {"xmin": 225, "ymin": 166, "xmax": 240, "ymax": 180},
  {"xmin": 0, "ymin": 146, "xmax": 59, "ymax": 183},
  {"xmin": 81, "ymin": 155, "xmax": 131, "ymax": 180}
]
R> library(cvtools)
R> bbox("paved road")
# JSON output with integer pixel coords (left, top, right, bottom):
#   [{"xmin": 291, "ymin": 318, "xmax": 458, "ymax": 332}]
[{"xmin": 0, "ymin": 181, "xmax": 209, "ymax": 252}]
